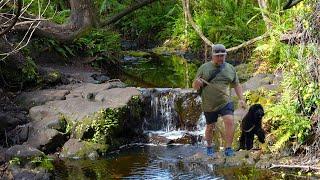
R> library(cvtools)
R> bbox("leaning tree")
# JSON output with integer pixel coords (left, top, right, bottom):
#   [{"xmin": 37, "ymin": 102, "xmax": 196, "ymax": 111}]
[{"xmin": 0, "ymin": 0, "xmax": 159, "ymax": 73}]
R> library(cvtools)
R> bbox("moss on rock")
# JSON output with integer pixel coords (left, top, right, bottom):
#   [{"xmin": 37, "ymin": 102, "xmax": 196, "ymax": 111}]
[{"xmin": 72, "ymin": 96, "xmax": 144, "ymax": 148}]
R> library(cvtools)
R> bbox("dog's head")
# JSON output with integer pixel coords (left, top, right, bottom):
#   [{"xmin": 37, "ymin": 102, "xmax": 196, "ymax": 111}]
[{"xmin": 248, "ymin": 104, "xmax": 264, "ymax": 120}]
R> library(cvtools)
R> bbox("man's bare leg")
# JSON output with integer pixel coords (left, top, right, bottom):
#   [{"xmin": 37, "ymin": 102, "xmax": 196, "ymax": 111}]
[
  {"xmin": 222, "ymin": 115, "xmax": 234, "ymax": 148},
  {"xmin": 205, "ymin": 123, "xmax": 215, "ymax": 147}
]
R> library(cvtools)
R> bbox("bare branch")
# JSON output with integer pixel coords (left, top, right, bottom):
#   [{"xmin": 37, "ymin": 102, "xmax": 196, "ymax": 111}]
[
  {"xmin": 270, "ymin": 164, "xmax": 320, "ymax": 171},
  {"xmin": 182, "ymin": 0, "xmax": 213, "ymax": 46},
  {"xmin": 0, "ymin": 0, "xmax": 49, "ymax": 59},
  {"xmin": 0, "ymin": 0, "xmax": 22, "ymax": 37},
  {"xmin": 227, "ymin": 33, "xmax": 269, "ymax": 52}
]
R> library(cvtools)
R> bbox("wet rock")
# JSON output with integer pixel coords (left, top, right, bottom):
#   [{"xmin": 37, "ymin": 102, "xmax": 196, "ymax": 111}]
[
  {"xmin": 255, "ymin": 154, "xmax": 274, "ymax": 168},
  {"xmin": 175, "ymin": 93, "xmax": 201, "ymax": 130},
  {"xmin": 0, "ymin": 146, "xmax": 6, "ymax": 163},
  {"xmin": 141, "ymin": 88, "xmax": 201, "ymax": 131},
  {"xmin": 15, "ymin": 89, "xmax": 70, "ymax": 109},
  {"xmin": 91, "ymin": 74, "xmax": 110, "ymax": 84},
  {"xmin": 7, "ymin": 124, "xmax": 30, "ymax": 145},
  {"xmin": 9, "ymin": 167, "xmax": 51, "ymax": 180},
  {"xmin": 148, "ymin": 135, "xmax": 170, "ymax": 144},
  {"xmin": 0, "ymin": 112, "xmax": 25, "ymax": 129},
  {"xmin": 27, "ymin": 129, "xmax": 66, "ymax": 153},
  {"xmin": 188, "ymin": 150, "xmax": 257, "ymax": 167},
  {"xmin": 60, "ymin": 139, "xmax": 107, "ymax": 159},
  {"xmin": 40, "ymin": 68, "xmax": 62, "ymax": 85},
  {"xmin": 122, "ymin": 56, "xmax": 139, "ymax": 62},
  {"xmin": 5, "ymin": 145, "xmax": 44, "ymax": 163},
  {"xmin": 65, "ymin": 82, "xmax": 126, "ymax": 100},
  {"xmin": 87, "ymin": 151, "xmax": 99, "ymax": 160},
  {"xmin": 167, "ymin": 133, "xmax": 201, "ymax": 145}
]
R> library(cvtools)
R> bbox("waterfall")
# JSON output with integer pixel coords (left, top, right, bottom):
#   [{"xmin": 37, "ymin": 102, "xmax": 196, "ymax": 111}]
[
  {"xmin": 140, "ymin": 88, "xmax": 205, "ymax": 141},
  {"xmin": 142, "ymin": 88, "xmax": 179, "ymax": 132}
]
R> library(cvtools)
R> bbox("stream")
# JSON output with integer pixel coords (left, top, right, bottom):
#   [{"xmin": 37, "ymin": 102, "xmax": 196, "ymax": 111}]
[{"xmin": 52, "ymin": 53, "xmax": 311, "ymax": 179}]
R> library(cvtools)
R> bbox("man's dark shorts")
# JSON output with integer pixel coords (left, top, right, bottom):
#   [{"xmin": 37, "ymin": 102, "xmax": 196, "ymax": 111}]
[{"xmin": 204, "ymin": 102, "xmax": 234, "ymax": 124}]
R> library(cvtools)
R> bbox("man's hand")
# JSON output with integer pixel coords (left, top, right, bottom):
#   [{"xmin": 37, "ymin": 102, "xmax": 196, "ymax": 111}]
[
  {"xmin": 193, "ymin": 78, "xmax": 203, "ymax": 90},
  {"xmin": 239, "ymin": 99, "xmax": 247, "ymax": 109}
]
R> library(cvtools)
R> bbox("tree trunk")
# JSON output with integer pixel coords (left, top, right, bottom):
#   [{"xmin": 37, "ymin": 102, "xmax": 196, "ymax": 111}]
[{"xmin": 15, "ymin": 0, "xmax": 97, "ymax": 42}]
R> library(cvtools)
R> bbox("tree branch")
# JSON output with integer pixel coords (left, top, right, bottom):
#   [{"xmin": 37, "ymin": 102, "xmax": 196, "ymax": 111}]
[
  {"xmin": 0, "ymin": 0, "xmax": 22, "ymax": 37},
  {"xmin": 258, "ymin": 0, "xmax": 273, "ymax": 30},
  {"xmin": 227, "ymin": 33, "xmax": 269, "ymax": 52},
  {"xmin": 283, "ymin": 0, "xmax": 304, "ymax": 10},
  {"xmin": 182, "ymin": 0, "xmax": 213, "ymax": 46},
  {"xmin": 270, "ymin": 164, "xmax": 320, "ymax": 171},
  {"xmin": 100, "ymin": 0, "xmax": 159, "ymax": 27},
  {"xmin": 0, "ymin": 37, "xmax": 25, "ymax": 69}
]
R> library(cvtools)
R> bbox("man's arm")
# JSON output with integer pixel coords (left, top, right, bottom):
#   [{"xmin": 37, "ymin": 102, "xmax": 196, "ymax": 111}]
[
  {"xmin": 192, "ymin": 78, "xmax": 203, "ymax": 90},
  {"xmin": 234, "ymin": 83, "xmax": 246, "ymax": 109}
]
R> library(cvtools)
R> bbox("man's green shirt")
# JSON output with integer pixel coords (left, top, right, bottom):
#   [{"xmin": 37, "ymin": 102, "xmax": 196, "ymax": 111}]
[{"xmin": 195, "ymin": 61, "xmax": 239, "ymax": 112}]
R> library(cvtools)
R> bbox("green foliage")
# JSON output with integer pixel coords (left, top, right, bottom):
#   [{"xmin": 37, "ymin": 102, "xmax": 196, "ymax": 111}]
[
  {"xmin": 30, "ymin": 29, "xmax": 121, "ymax": 65},
  {"xmin": 244, "ymin": 88, "xmax": 278, "ymax": 108},
  {"xmin": 31, "ymin": 38, "xmax": 76, "ymax": 58},
  {"xmin": 75, "ymin": 108, "xmax": 123, "ymax": 144},
  {"xmin": 124, "ymin": 52, "xmax": 199, "ymax": 88},
  {"xmin": 23, "ymin": 0, "xmax": 70, "ymax": 24},
  {"xmin": 31, "ymin": 156, "xmax": 54, "ymax": 171},
  {"xmin": 111, "ymin": 0, "xmax": 179, "ymax": 43},
  {"xmin": 76, "ymin": 29, "xmax": 121, "ymax": 57},
  {"xmin": 9, "ymin": 157, "xmax": 21, "ymax": 166},
  {"xmin": 245, "ymin": 1, "xmax": 320, "ymax": 152},
  {"xmin": 265, "ymin": 100, "xmax": 311, "ymax": 152},
  {"xmin": 169, "ymin": 0, "xmax": 265, "ymax": 51},
  {"xmin": 22, "ymin": 57, "xmax": 38, "ymax": 81}
]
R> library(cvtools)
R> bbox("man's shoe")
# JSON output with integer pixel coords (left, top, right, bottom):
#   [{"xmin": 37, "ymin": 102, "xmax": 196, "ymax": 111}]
[
  {"xmin": 224, "ymin": 147, "xmax": 234, "ymax": 157},
  {"xmin": 207, "ymin": 146, "xmax": 215, "ymax": 157}
]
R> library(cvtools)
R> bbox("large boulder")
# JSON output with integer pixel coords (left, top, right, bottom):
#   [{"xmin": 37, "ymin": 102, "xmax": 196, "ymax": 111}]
[
  {"xmin": 60, "ymin": 139, "xmax": 107, "ymax": 159},
  {"xmin": 15, "ymin": 89, "xmax": 70, "ymax": 109},
  {"xmin": 5, "ymin": 145, "xmax": 44, "ymax": 163},
  {"xmin": 27, "ymin": 129, "xmax": 66, "ymax": 153},
  {"xmin": 24, "ymin": 82, "xmax": 144, "ymax": 155}
]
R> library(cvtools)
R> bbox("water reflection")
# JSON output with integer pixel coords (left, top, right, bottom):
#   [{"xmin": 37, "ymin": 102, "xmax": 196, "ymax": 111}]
[
  {"xmin": 121, "ymin": 54, "xmax": 199, "ymax": 88},
  {"xmin": 54, "ymin": 145, "xmax": 284, "ymax": 179}
]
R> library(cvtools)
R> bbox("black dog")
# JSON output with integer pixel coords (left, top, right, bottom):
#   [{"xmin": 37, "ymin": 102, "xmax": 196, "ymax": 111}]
[{"xmin": 238, "ymin": 104, "xmax": 266, "ymax": 150}]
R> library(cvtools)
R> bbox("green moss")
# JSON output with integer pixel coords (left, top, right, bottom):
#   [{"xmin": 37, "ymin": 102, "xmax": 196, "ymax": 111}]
[
  {"xmin": 126, "ymin": 51, "xmax": 150, "ymax": 57},
  {"xmin": 74, "ymin": 96, "xmax": 142, "ymax": 144},
  {"xmin": 75, "ymin": 141, "xmax": 109, "ymax": 158},
  {"xmin": 31, "ymin": 156, "xmax": 54, "ymax": 171},
  {"xmin": 46, "ymin": 70, "xmax": 62, "ymax": 84},
  {"xmin": 58, "ymin": 114, "xmax": 74, "ymax": 134},
  {"xmin": 151, "ymin": 46, "xmax": 177, "ymax": 55}
]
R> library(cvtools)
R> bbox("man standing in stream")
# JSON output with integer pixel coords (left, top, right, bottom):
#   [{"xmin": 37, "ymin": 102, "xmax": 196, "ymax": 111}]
[{"xmin": 192, "ymin": 44, "xmax": 246, "ymax": 157}]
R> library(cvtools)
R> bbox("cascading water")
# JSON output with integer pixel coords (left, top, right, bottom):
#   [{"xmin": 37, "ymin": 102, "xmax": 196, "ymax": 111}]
[{"xmin": 140, "ymin": 88, "xmax": 205, "ymax": 143}]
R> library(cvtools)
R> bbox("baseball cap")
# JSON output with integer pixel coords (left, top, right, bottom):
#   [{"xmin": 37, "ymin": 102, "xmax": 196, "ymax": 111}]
[{"xmin": 212, "ymin": 44, "xmax": 227, "ymax": 56}]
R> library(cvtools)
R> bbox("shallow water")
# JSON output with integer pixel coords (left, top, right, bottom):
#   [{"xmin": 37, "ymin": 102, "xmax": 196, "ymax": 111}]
[{"xmin": 53, "ymin": 144, "xmax": 293, "ymax": 179}]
